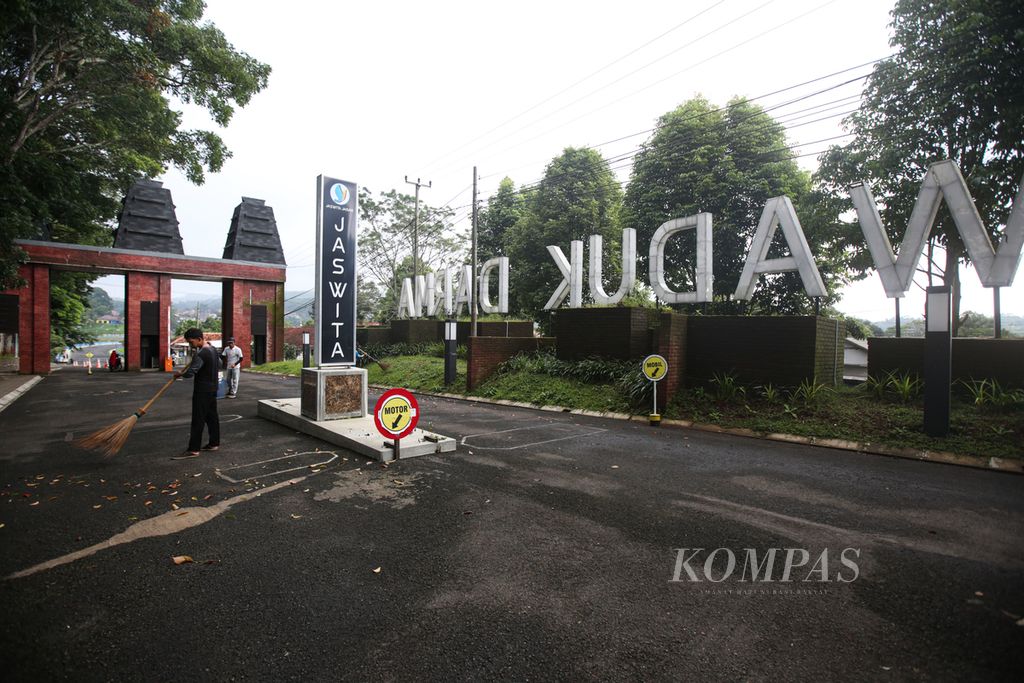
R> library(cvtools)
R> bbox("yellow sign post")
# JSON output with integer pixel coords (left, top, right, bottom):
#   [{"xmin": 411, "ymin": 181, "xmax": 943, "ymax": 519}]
[
  {"xmin": 642, "ymin": 354, "xmax": 667, "ymax": 426},
  {"xmin": 85, "ymin": 351, "xmax": 94, "ymax": 376}
]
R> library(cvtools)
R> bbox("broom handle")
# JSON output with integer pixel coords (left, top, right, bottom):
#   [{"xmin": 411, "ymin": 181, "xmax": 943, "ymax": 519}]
[{"xmin": 136, "ymin": 377, "xmax": 177, "ymax": 417}]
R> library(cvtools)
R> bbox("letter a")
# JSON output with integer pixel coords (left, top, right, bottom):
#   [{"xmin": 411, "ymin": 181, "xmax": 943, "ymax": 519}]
[{"xmin": 734, "ymin": 197, "xmax": 826, "ymax": 301}]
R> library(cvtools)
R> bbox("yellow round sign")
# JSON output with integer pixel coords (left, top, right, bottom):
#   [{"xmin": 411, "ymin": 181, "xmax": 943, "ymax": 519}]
[
  {"xmin": 642, "ymin": 354, "xmax": 668, "ymax": 382},
  {"xmin": 378, "ymin": 394, "xmax": 417, "ymax": 436}
]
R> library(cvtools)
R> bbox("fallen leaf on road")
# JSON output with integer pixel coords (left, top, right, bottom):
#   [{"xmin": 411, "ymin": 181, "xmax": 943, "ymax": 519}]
[
  {"xmin": 611, "ymin": 465, "xmax": 619, "ymax": 469},
  {"xmin": 171, "ymin": 555, "xmax": 193, "ymax": 565},
  {"xmin": 171, "ymin": 503, "xmax": 179, "ymax": 510},
  {"xmin": 0, "ymin": 523, "xmax": 4, "ymax": 528},
  {"xmin": 103, "ymin": 495, "xmax": 117, "ymax": 501},
  {"xmin": 372, "ymin": 567, "xmax": 382, "ymax": 574},
  {"xmin": 93, "ymin": 505, "xmax": 102, "ymax": 509},
  {"xmin": 290, "ymin": 514, "xmax": 302, "ymax": 519},
  {"xmin": 203, "ymin": 495, "xmax": 213, "ymax": 501},
  {"xmin": 35, "ymin": 475, "xmax": 44, "ymax": 480},
  {"xmin": 29, "ymin": 501, "xmax": 39, "ymax": 506},
  {"xmin": 191, "ymin": 473, "xmax": 202, "ymax": 478},
  {"xmin": 144, "ymin": 500, "xmax": 153, "ymax": 507},
  {"xmin": 975, "ymin": 591, "xmax": 984, "ymax": 597},
  {"xmin": 176, "ymin": 511, "xmax": 188, "ymax": 516}
]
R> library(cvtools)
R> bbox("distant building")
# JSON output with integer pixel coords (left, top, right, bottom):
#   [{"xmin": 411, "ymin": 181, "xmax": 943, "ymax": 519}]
[
  {"xmin": 96, "ymin": 313, "xmax": 122, "ymax": 325},
  {"xmin": 844, "ymin": 337, "xmax": 868, "ymax": 383}
]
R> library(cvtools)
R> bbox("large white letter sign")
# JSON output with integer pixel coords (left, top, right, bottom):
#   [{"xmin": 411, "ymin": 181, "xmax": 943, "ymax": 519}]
[
  {"xmin": 396, "ymin": 277, "xmax": 416, "ymax": 318},
  {"xmin": 850, "ymin": 160, "xmax": 1024, "ymax": 297},
  {"xmin": 543, "ymin": 240, "xmax": 583, "ymax": 310},
  {"xmin": 734, "ymin": 197, "xmax": 826, "ymax": 300},
  {"xmin": 649, "ymin": 214, "xmax": 713, "ymax": 304},
  {"xmin": 453, "ymin": 264, "xmax": 474, "ymax": 316},
  {"xmin": 478, "ymin": 256, "xmax": 510, "ymax": 314},
  {"xmin": 589, "ymin": 229, "xmax": 637, "ymax": 305}
]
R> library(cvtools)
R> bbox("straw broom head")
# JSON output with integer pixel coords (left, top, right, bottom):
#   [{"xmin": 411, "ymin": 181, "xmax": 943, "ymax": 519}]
[
  {"xmin": 73, "ymin": 377, "xmax": 177, "ymax": 457},
  {"xmin": 73, "ymin": 414, "xmax": 140, "ymax": 457}
]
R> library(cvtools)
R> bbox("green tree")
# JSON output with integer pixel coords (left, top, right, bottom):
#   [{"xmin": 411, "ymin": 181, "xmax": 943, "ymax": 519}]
[
  {"xmin": 478, "ymin": 177, "xmax": 524, "ymax": 258},
  {"xmin": 815, "ymin": 0, "xmax": 1024, "ymax": 333},
  {"xmin": 622, "ymin": 96, "xmax": 854, "ymax": 314},
  {"xmin": 86, "ymin": 286, "xmax": 114, "ymax": 315},
  {"xmin": 505, "ymin": 147, "xmax": 622, "ymax": 327},
  {"xmin": 0, "ymin": 0, "xmax": 270, "ymax": 296},
  {"xmin": 357, "ymin": 187, "xmax": 464, "ymax": 317},
  {"xmin": 174, "ymin": 315, "xmax": 220, "ymax": 336},
  {"xmin": 357, "ymin": 277, "xmax": 381, "ymax": 324}
]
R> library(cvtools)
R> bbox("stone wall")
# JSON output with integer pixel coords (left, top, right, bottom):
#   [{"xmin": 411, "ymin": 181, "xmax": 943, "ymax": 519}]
[{"xmin": 554, "ymin": 307, "xmax": 658, "ymax": 360}]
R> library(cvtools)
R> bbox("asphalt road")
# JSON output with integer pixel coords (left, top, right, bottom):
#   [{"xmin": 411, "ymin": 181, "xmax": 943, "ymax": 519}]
[{"xmin": 1, "ymin": 368, "xmax": 1022, "ymax": 681}]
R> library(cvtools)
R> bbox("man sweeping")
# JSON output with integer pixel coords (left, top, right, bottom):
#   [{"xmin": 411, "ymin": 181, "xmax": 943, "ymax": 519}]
[{"xmin": 173, "ymin": 328, "xmax": 220, "ymax": 457}]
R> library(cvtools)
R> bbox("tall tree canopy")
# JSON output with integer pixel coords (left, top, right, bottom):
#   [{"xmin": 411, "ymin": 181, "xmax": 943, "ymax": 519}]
[
  {"xmin": 505, "ymin": 147, "xmax": 622, "ymax": 325},
  {"xmin": 815, "ymin": 0, "xmax": 1024, "ymax": 331},
  {"xmin": 622, "ymin": 96, "xmax": 853, "ymax": 314},
  {"xmin": 478, "ymin": 176, "xmax": 524, "ymax": 258},
  {"xmin": 1, "ymin": 0, "xmax": 271, "ymax": 292}
]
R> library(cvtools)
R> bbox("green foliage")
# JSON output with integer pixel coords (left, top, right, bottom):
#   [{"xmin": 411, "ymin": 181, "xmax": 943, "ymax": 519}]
[
  {"xmin": 757, "ymin": 383, "xmax": 781, "ymax": 404},
  {"xmin": 478, "ymin": 177, "xmax": 524, "ymax": 258},
  {"xmin": 815, "ymin": 0, "xmax": 1024, "ymax": 332},
  {"xmin": 49, "ymin": 271, "xmax": 96, "ymax": 351},
  {"xmin": 709, "ymin": 372, "xmax": 746, "ymax": 402},
  {"xmin": 174, "ymin": 316, "xmax": 221, "ymax": 336},
  {"xmin": 0, "ymin": 0, "xmax": 271, "ymax": 290},
  {"xmin": 505, "ymin": 147, "xmax": 622, "ymax": 328},
  {"xmin": 886, "ymin": 372, "xmax": 922, "ymax": 403},
  {"xmin": 622, "ymin": 96, "xmax": 854, "ymax": 314},
  {"xmin": 957, "ymin": 378, "xmax": 1024, "ymax": 410},
  {"xmin": 791, "ymin": 379, "xmax": 832, "ymax": 405},
  {"xmin": 357, "ymin": 187, "xmax": 463, "ymax": 322}
]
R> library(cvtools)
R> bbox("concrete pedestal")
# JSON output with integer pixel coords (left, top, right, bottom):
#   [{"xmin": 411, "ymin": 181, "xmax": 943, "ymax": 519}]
[
  {"xmin": 300, "ymin": 367, "xmax": 367, "ymax": 421},
  {"xmin": 259, "ymin": 398, "xmax": 456, "ymax": 463}
]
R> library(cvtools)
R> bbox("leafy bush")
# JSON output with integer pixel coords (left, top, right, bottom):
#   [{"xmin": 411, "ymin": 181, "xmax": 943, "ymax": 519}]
[
  {"xmin": 710, "ymin": 372, "xmax": 746, "ymax": 402},
  {"xmin": 886, "ymin": 371, "xmax": 921, "ymax": 403},
  {"xmin": 791, "ymin": 379, "xmax": 832, "ymax": 405},
  {"xmin": 958, "ymin": 378, "xmax": 1024, "ymax": 410}
]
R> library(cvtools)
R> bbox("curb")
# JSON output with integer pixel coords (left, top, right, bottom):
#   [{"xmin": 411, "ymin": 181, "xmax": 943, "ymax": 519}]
[
  {"xmin": 0, "ymin": 376, "xmax": 44, "ymax": 415},
  {"xmin": 246, "ymin": 370, "xmax": 1023, "ymax": 475}
]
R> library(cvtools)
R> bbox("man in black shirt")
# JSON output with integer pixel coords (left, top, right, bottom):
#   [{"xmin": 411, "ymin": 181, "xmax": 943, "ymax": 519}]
[{"xmin": 173, "ymin": 328, "xmax": 220, "ymax": 457}]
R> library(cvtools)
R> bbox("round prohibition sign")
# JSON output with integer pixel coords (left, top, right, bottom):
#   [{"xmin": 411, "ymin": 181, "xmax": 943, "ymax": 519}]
[
  {"xmin": 642, "ymin": 354, "xmax": 668, "ymax": 382},
  {"xmin": 373, "ymin": 388, "xmax": 420, "ymax": 440}
]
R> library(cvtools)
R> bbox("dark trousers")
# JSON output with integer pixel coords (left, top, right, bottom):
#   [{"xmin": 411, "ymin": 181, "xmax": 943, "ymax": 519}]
[{"xmin": 188, "ymin": 390, "xmax": 220, "ymax": 451}]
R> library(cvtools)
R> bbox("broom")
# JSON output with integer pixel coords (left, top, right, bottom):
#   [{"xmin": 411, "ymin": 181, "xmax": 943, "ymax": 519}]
[
  {"xmin": 357, "ymin": 345, "xmax": 390, "ymax": 372},
  {"xmin": 74, "ymin": 376, "xmax": 177, "ymax": 456}
]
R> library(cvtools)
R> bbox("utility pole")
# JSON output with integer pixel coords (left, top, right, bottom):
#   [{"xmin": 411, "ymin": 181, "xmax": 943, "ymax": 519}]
[
  {"xmin": 471, "ymin": 166, "xmax": 478, "ymax": 337},
  {"xmin": 404, "ymin": 176, "xmax": 432, "ymax": 290}
]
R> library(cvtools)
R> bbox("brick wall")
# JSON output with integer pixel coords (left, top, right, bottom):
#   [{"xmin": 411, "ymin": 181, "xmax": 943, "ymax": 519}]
[
  {"xmin": 467, "ymin": 336, "xmax": 556, "ymax": 390},
  {"xmin": 554, "ymin": 307, "xmax": 658, "ymax": 360},
  {"xmin": 868, "ymin": 337, "xmax": 1024, "ymax": 389},
  {"xmin": 686, "ymin": 316, "xmax": 843, "ymax": 388},
  {"xmin": 655, "ymin": 312, "xmax": 688, "ymax": 408},
  {"xmin": 359, "ymin": 320, "xmax": 535, "ymax": 346},
  {"xmin": 223, "ymin": 280, "xmax": 283, "ymax": 367}
]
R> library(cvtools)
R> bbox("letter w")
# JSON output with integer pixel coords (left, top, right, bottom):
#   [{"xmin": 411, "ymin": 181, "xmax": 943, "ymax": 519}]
[{"xmin": 850, "ymin": 160, "xmax": 1024, "ymax": 296}]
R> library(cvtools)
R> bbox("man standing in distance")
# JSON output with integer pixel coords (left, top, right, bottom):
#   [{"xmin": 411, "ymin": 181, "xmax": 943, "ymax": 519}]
[
  {"xmin": 221, "ymin": 337, "xmax": 243, "ymax": 398},
  {"xmin": 173, "ymin": 328, "xmax": 220, "ymax": 457}
]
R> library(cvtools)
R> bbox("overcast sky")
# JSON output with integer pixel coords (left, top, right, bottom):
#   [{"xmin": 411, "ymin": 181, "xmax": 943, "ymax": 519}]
[{"xmin": 95, "ymin": 0, "xmax": 1023, "ymax": 322}]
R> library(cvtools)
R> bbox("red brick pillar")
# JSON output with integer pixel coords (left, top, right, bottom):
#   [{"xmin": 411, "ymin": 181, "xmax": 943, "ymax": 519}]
[
  {"xmin": 158, "ymin": 274, "xmax": 172, "ymax": 366},
  {"xmin": 657, "ymin": 312, "xmax": 688, "ymax": 409},
  {"xmin": 16, "ymin": 264, "xmax": 50, "ymax": 374},
  {"xmin": 124, "ymin": 271, "xmax": 161, "ymax": 371},
  {"xmin": 223, "ymin": 280, "xmax": 285, "ymax": 367}
]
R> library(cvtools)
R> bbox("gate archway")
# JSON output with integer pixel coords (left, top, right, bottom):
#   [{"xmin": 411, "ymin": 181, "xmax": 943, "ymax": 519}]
[{"xmin": 1, "ymin": 180, "xmax": 287, "ymax": 374}]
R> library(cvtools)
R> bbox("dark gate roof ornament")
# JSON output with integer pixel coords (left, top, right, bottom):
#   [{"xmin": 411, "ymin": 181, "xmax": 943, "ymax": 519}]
[
  {"xmin": 222, "ymin": 197, "xmax": 286, "ymax": 265},
  {"xmin": 112, "ymin": 179, "xmax": 184, "ymax": 254}
]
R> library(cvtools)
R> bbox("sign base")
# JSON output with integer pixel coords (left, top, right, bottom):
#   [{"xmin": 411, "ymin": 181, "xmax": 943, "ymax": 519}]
[
  {"xmin": 300, "ymin": 367, "xmax": 367, "ymax": 421},
  {"xmin": 259, "ymin": 398, "xmax": 456, "ymax": 462}
]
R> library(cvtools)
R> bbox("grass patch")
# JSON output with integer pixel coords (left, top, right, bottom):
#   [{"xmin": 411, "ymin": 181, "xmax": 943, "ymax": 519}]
[{"xmin": 666, "ymin": 384, "xmax": 1022, "ymax": 460}]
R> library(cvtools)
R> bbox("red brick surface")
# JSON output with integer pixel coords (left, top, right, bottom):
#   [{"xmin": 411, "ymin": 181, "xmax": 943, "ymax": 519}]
[{"xmin": 467, "ymin": 337, "xmax": 556, "ymax": 390}]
